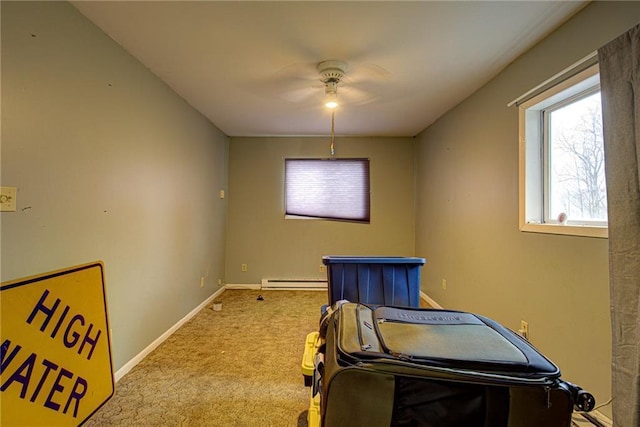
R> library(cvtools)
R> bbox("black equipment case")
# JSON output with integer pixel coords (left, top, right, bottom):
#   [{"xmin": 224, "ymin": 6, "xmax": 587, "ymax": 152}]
[{"xmin": 316, "ymin": 303, "xmax": 594, "ymax": 427}]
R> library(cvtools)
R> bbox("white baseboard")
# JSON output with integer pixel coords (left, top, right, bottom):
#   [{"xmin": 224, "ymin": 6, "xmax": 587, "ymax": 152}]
[
  {"xmin": 261, "ymin": 278, "xmax": 327, "ymax": 290},
  {"xmin": 225, "ymin": 283, "xmax": 261, "ymax": 290},
  {"xmin": 572, "ymin": 410, "xmax": 612, "ymax": 426},
  {"xmin": 114, "ymin": 286, "xmax": 226, "ymax": 382},
  {"xmin": 420, "ymin": 291, "xmax": 443, "ymax": 309},
  {"xmin": 591, "ymin": 410, "xmax": 612, "ymax": 426},
  {"xmin": 593, "ymin": 411, "xmax": 613, "ymax": 427},
  {"xmin": 587, "ymin": 410, "xmax": 612, "ymax": 427}
]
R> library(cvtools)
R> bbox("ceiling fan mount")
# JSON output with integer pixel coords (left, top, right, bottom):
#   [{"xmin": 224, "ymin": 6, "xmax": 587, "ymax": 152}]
[{"xmin": 317, "ymin": 60, "xmax": 347, "ymax": 94}]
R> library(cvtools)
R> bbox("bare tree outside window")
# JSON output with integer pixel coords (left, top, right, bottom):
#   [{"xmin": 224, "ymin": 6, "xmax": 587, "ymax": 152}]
[{"xmin": 548, "ymin": 91, "xmax": 607, "ymax": 223}]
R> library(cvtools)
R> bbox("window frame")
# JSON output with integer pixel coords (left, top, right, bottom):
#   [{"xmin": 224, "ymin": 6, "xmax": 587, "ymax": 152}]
[
  {"xmin": 518, "ymin": 64, "xmax": 608, "ymax": 238},
  {"xmin": 284, "ymin": 157, "xmax": 371, "ymax": 223}
]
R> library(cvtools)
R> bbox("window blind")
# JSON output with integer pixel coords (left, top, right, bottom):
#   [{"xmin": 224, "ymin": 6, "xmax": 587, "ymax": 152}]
[{"xmin": 285, "ymin": 158, "xmax": 370, "ymax": 222}]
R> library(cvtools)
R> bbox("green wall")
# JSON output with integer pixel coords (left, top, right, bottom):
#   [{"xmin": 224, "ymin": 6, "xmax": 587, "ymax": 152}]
[
  {"xmin": 1, "ymin": 1, "xmax": 229, "ymax": 371},
  {"xmin": 415, "ymin": 2, "xmax": 640, "ymax": 418},
  {"xmin": 226, "ymin": 136, "xmax": 416, "ymax": 284}
]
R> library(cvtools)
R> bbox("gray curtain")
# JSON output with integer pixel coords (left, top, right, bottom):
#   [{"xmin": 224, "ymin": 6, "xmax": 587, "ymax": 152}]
[{"xmin": 599, "ymin": 23, "xmax": 640, "ymax": 427}]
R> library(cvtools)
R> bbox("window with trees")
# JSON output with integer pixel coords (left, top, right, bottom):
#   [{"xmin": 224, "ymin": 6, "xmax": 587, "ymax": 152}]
[{"xmin": 519, "ymin": 64, "xmax": 607, "ymax": 238}]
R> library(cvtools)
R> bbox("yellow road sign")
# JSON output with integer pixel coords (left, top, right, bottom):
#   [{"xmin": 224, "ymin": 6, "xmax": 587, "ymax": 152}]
[{"xmin": 1, "ymin": 262, "xmax": 114, "ymax": 426}]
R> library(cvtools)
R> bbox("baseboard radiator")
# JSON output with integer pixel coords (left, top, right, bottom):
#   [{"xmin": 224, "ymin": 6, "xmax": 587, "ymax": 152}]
[{"xmin": 261, "ymin": 278, "xmax": 328, "ymax": 290}]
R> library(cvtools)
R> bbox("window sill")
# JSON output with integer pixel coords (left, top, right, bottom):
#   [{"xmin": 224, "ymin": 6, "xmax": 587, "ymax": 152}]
[
  {"xmin": 285, "ymin": 214, "xmax": 369, "ymax": 224},
  {"xmin": 520, "ymin": 223, "xmax": 608, "ymax": 239}
]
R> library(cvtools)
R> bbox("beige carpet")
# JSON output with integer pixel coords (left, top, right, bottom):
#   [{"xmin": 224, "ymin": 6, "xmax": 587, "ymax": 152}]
[
  {"xmin": 85, "ymin": 290, "xmax": 327, "ymax": 426},
  {"xmin": 84, "ymin": 291, "xmax": 605, "ymax": 426}
]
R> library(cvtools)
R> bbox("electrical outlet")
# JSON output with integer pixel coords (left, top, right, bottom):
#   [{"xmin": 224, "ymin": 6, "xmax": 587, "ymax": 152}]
[
  {"xmin": 241, "ymin": 264, "xmax": 248, "ymax": 272},
  {"xmin": 441, "ymin": 278, "xmax": 447, "ymax": 290},
  {"xmin": 218, "ymin": 278, "xmax": 222, "ymax": 285},
  {"xmin": 0, "ymin": 187, "xmax": 17, "ymax": 212},
  {"xmin": 519, "ymin": 320, "xmax": 529, "ymax": 340},
  {"xmin": 320, "ymin": 265, "xmax": 326, "ymax": 273},
  {"xmin": 200, "ymin": 277, "xmax": 205, "ymax": 288}
]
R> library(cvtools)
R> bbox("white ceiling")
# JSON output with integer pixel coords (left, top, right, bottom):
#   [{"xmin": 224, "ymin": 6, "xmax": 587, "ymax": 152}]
[{"xmin": 72, "ymin": 1, "xmax": 587, "ymax": 137}]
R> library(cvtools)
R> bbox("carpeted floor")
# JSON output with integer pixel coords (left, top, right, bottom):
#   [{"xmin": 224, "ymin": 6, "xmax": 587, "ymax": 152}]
[
  {"xmin": 84, "ymin": 290, "xmax": 607, "ymax": 426},
  {"xmin": 85, "ymin": 290, "xmax": 327, "ymax": 426}
]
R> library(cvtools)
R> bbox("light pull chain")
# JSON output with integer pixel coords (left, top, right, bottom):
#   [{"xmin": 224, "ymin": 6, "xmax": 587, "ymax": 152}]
[{"xmin": 330, "ymin": 109, "xmax": 335, "ymax": 156}]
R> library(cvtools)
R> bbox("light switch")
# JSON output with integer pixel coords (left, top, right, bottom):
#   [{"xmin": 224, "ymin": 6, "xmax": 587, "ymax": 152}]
[{"xmin": 0, "ymin": 187, "xmax": 17, "ymax": 212}]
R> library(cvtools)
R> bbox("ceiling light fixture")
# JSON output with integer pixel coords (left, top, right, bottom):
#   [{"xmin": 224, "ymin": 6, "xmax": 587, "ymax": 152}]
[
  {"xmin": 325, "ymin": 93, "xmax": 339, "ymax": 109},
  {"xmin": 317, "ymin": 60, "xmax": 347, "ymax": 156},
  {"xmin": 324, "ymin": 81, "xmax": 339, "ymax": 109}
]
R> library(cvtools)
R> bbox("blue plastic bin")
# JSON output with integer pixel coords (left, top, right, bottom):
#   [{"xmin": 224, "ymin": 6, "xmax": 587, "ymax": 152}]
[{"xmin": 322, "ymin": 256, "xmax": 426, "ymax": 308}]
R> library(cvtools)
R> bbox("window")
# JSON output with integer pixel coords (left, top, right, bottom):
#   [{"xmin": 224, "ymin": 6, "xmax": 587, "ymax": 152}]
[
  {"xmin": 285, "ymin": 158, "xmax": 370, "ymax": 223},
  {"xmin": 519, "ymin": 64, "xmax": 607, "ymax": 238}
]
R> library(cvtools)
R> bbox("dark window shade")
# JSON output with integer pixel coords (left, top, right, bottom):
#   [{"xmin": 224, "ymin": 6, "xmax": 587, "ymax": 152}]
[{"xmin": 285, "ymin": 158, "xmax": 370, "ymax": 222}]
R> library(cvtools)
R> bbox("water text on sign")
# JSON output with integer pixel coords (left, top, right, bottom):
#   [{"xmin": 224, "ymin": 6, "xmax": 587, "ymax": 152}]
[{"xmin": 1, "ymin": 340, "xmax": 87, "ymax": 417}]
